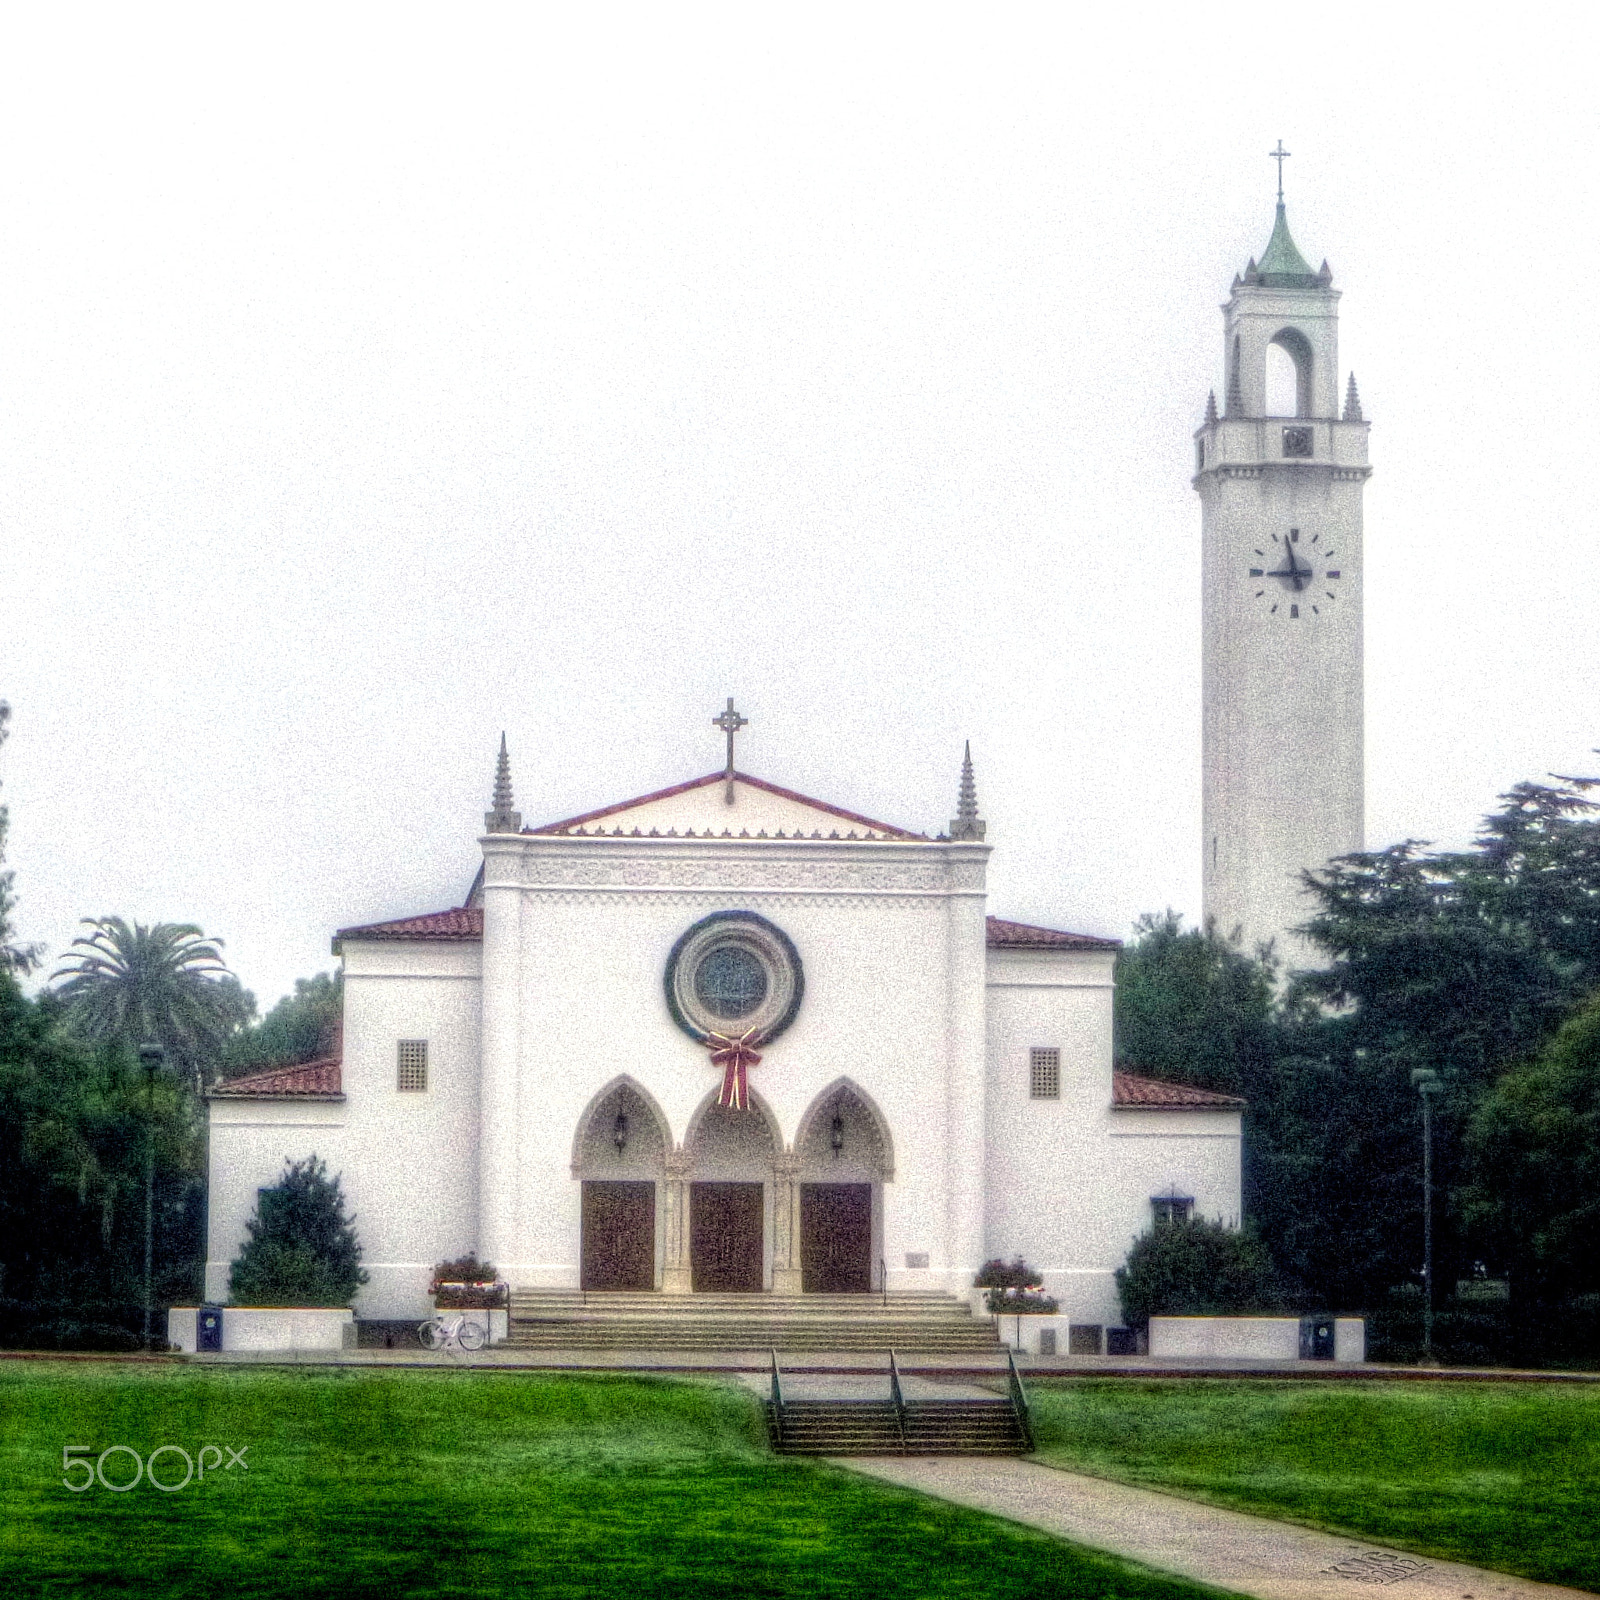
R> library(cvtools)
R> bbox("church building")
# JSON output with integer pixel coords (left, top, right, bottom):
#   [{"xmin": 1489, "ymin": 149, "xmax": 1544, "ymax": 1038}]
[
  {"xmin": 207, "ymin": 725, "xmax": 1244, "ymax": 1326},
  {"xmin": 203, "ymin": 174, "xmax": 1365, "ymax": 1330}
]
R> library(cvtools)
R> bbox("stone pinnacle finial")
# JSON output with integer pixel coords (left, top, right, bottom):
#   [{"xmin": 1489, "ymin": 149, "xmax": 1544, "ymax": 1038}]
[
  {"xmin": 949, "ymin": 741, "xmax": 986, "ymax": 841},
  {"xmin": 1204, "ymin": 389, "xmax": 1219, "ymax": 425},
  {"xmin": 484, "ymin": 732, "xmax": 521, "ymax": 833},
  {"xmin": 1343, "ymin": 372, "xmax": 1363, "ymax": 423},
  {"xmin": 1226, "ymin": 360, "xmax": 1244, "ymax": 418}
]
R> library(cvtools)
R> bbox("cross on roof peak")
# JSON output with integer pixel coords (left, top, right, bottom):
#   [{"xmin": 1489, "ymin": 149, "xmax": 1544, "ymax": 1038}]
[
  {"xmin": 1269, "ymin": 140, "xmax": 1291, "ymax": 204},
  {"xmin": 711, "ymin": 697, "xmax": 747, "ymax": 805}
]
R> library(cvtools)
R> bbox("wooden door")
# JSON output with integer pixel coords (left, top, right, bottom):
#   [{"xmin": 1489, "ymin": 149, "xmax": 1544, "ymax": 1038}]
[
  {"xmin": 689, "ymin": 1182, "xmax": 764, "ymax": 1292},
  {"xmin": 581, "ymin": 1180, "xmax": 656, "ymax": 1291},
  {"xmin": 800, "ymin": 1183, "xmax": 872, "ymax": 1293}
]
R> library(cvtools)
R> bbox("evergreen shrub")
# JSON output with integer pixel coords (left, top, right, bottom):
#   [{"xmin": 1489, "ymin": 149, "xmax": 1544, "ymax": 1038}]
[
  {"xmin": 1115, "ymin": 1217, "xmax": 1280, "ymax": 1329},
  {"xmin": 228, "ymin": 1155, "xmax": 367, "ymax": 1307}
]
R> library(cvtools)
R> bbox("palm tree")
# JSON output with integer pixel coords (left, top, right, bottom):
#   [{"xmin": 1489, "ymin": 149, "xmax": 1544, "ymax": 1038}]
[{"xmin": 52, "ymin": 918, "xmax": 254, "ymax": 1094}]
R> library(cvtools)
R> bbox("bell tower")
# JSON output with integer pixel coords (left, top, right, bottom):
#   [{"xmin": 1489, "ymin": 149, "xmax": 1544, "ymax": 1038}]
[{"xmin": 1196, "ymin": 165, "xmax": 1371, "ymax": 967}]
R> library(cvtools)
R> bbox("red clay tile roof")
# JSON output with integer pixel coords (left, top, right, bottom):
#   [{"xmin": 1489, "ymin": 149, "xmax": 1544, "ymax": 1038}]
[
  {"xmin": 986, "ymin": 916, "xmax": 1122, "ymax": 951},
  {"xmin": 525, "ymin": 770, "xmax": 927, "ymax": 841},
  {"xmin": 1112, "ymin": 1070, "xmax": 1245, "ymax": 1109},
  {"xmin": 336, "ymin": 907, "xmax": 484, "ymax": 943},
  {"xmin": 209, "ymin": 1057, "xmax": 344, "ymax": 1099},
  {"xmin": 337, "ymin": 908, "xmax": 1114, "ymax": 951}
]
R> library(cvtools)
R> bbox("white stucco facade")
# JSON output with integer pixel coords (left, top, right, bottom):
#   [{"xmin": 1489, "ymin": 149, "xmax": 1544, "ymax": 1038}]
[
  {"xmin": 206, "ymin": 767, "xmax": 1243, "ymax": 1324},
  {"xmin": 1197, "ymin": 203, "xmax": 1370, "ymax": 968}
]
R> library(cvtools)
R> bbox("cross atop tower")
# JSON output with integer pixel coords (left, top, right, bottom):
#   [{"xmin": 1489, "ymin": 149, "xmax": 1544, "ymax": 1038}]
[
  {"xmin": 712, "ymin": 697, "xmax": 747, "ymax": 805},
  {"xmin": 1269, "ymin": 140, "xmax": 1290, "ymax": 203}
]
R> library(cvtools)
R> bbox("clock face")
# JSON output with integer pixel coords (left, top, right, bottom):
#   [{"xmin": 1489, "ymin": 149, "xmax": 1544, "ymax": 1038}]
[{"xmin": 1246, "ymin": 527, "xmax": 1342, "ymax": 620}]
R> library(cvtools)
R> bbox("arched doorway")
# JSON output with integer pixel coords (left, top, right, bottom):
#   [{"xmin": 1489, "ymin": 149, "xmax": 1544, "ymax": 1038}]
[
  {"xmin": 793, "ymin": 1081, "xmax": 893, "ymax": 1294},
  {"xmin": 572, "ymin": 1078, "xmax": 669, "ymax": 1291},
  {"xmin": 682, "ymin": 1092, "xmax": 780, "ymax": 1292}
]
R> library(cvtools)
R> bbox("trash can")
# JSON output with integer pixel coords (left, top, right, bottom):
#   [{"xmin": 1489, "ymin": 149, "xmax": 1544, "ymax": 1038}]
[
  {"xmin": 197, "ymin": 1305, "xmax": 224, "ymax": 1352},
  {"xmin": 1299, "ymin": 1314, "xmax": 1335, "ymax": 1360}
]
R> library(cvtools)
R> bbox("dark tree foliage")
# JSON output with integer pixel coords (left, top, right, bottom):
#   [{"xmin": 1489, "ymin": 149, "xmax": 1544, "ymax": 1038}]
[
  {"xmin": 1465, "ymin": 993, "xmax": 1600, "ymax": 1307},
  {"xmin": 52, "ymin": 918, "xmax": 255, "ymax": 1094},
  {"xmin": 1286, "ymin": 774, "xmax": 1600, "ymax": 1317},
  {"xmin": 1114, "ymin": 910, "xmax": 1279, "ymax": 1096},
  {"xmin": 0, "ymin": 702, "xmax": 41, "ymax": 975},
  {"xmin": 1115, "ymin": 1218, "xmax": 1281, "ymax": 1329},
  {"xmin": 224, "ymin": 971, "xmax": 342, "ymax": 1077},
  {"xmin": 229, "ymin": 1156, "xmax": 368, "ymax": 1307},
  {"xmin": 1110, "ymin": 774, "xmax": 1600, "ymax": 1354},
  {"xmin": 0, "ymin": 976, "xmax": 203, "ymax": 1343},
  {"xmin": 1112, "ymin": 913, "xmax": 1317, "ymax": 1296}
]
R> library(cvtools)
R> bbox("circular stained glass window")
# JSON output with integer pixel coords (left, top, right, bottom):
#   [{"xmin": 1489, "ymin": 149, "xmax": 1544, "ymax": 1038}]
[
  {"xmin": 693, "ymin": 944, "xmax": 768, "ymax": 1020},
  {"xmin": 664, "ymin": 911, "xmax": 804, "ymax": 1045}
]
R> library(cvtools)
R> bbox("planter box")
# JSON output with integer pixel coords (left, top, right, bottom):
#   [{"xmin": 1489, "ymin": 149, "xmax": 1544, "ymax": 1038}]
[
  {"xmin": 992, "ymin": 1313, "xmax": 1070, "ymax": 1355},
  {"xmin": 432, "ymin": 1282, "xmax": 509, "ymax": 1311},
  {"xmin": 167, "ymin": 1306, "xmax": 354, "ymax": 1354},
  {"xmin": 1149, "ymin": 1316, "xmax": 1365, "ymax": 1363}
]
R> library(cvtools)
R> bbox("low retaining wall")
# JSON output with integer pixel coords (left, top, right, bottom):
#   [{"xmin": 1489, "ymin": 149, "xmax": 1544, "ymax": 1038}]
[
  {"xmin": 167, "ymin": 1306, "xmax": 355, "ymax": 1354},
  {"xmin": 1149, "ymin": 1316, "xmax": 1365, "ymax": 1362}
]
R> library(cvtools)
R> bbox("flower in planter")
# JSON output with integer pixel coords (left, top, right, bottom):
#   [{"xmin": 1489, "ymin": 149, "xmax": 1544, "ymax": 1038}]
[
  {"xmin": 429, "ymin": 1253, "xmax": 500, "ymax": 1292},
  {"xmin": 984, "ymin": 1287, "xmax": 1061, "ymax": 1315},
  {"xmin": 974, "ymin": 1257, "xmax": 1058, "ymax": 1315}
]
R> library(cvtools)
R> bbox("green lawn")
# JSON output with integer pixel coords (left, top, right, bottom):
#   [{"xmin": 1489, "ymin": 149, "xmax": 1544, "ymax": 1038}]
[
  {"xmin": 1028, "ymin": 1378, "xmax": 1600, "ymax": 1593},
  {"xmin": 0, "ymin": 1363, "xmax": 1240, "ymax": 1600}
]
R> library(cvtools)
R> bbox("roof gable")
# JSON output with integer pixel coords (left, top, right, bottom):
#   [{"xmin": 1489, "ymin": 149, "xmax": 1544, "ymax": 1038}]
[
  {"xmin": 209, "ymin": 1057, "xmax": 344, "ymax": 1099},
  {"xmin": 1112, "ymin": 1070, "xmax": 1244, "ymax": 1109},
  {"xmin": 336, "ymin": 907, "xmax": 483, "ymax": 945},
  {"xmin": 986, "ymin": 916, "xmax": 1121, "ymax": 951},
  {"xmin": 523, "ymin": 770, "xmax": 926, "ymax": 842}
]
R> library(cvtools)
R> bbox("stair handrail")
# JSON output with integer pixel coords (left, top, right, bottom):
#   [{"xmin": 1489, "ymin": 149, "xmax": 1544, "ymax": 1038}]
[
  {"xmin": 1005, "ymin": 1347, "xmax": 1035, "ymax": 1452},
  {"xmin": 880, "ymin": 1256, "xmax": 887, "ymax": 1309},
  {"xmin": 770, "ymin": 1347, "xmax": 786, "ymax": 1445},
  {"xmin": 887, "ymin": 1349, "xmax": 909, "ymax": 1454}
]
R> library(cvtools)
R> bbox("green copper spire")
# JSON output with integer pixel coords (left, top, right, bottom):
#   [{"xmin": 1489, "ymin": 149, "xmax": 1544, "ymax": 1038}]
[
  {"xmin": 1247, "ymin": 142, "xmax": 1328, "ymax": 290},
  {"xmin": 1256, "ymin": 203, "xmax": 1319, "ymax": 286}
]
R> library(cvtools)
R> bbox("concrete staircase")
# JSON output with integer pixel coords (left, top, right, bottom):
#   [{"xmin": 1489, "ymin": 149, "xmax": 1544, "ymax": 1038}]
[
  {"xmin": 767, "ymin": 1397, "xmax": 1028, "ymax": 1455},
  {"xmin": 765, "ymin": 1350, "xmax": 1034, "ymax": 1456},
  {"xmin": 504, "ymin": 1289, "xmax": 1001, "ymax": 1353}
]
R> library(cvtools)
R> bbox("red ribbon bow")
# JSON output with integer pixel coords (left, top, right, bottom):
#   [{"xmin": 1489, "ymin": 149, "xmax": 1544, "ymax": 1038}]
[{"xmin": 706, "ymin": 1029, "xmax": 763, "ymax": 1110}]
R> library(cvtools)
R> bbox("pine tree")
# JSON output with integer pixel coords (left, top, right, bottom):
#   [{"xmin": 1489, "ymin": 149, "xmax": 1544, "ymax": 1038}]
[{"xmin": 228, "ymin": 1156, "xmax": 367, "ymax": 1306}]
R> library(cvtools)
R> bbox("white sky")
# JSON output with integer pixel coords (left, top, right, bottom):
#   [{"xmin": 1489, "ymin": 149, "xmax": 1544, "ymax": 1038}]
[{"xmin": 2, "ymin": 4, "xmax": 1597, "ymax": 1010}]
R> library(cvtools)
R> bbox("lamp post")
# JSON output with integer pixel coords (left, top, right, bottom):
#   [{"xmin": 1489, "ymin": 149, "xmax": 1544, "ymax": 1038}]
[
  {"xmin": 137, "ymin": 1042, "xmax": 164, "ymax": 1351},
  {"xmin": 1410, "ymin": 1067, "xmax": 1441, "ymax": 1362}
]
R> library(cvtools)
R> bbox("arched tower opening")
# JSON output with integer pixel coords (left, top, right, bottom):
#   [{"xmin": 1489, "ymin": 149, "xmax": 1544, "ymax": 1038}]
[{"xmin": 1267, "ymin": 326, "xmax": 1314, "ymax": 417}]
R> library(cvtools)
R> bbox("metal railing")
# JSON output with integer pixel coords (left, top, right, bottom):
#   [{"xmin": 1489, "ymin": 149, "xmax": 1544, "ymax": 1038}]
[
  {"xmin": 887, "ymin": 1348, "xmax": 909, "ymax": 1454},
  {"xmin": 769, "ymin": 1348, "xmax": 786, "ymax": 1446},
  {"xmin": 880, "ymin": 1256, "xmax": 888, "ymax": 1310},
  {"xmin": 1005, "ymin": 1347, "xmax": 1034, "ymax": 1452}
]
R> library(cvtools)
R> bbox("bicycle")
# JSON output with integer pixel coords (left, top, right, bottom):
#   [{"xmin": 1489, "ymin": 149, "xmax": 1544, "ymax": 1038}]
[{"xmin": 417, "ymin": 1312, "xmax": 486, "ymax": 1352}]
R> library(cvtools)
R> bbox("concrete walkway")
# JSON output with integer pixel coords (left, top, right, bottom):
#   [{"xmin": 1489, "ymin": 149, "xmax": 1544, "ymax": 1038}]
[{"xmin": 839, "ymin": 1457, "xmax": 1593, "ymax": 1600}]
